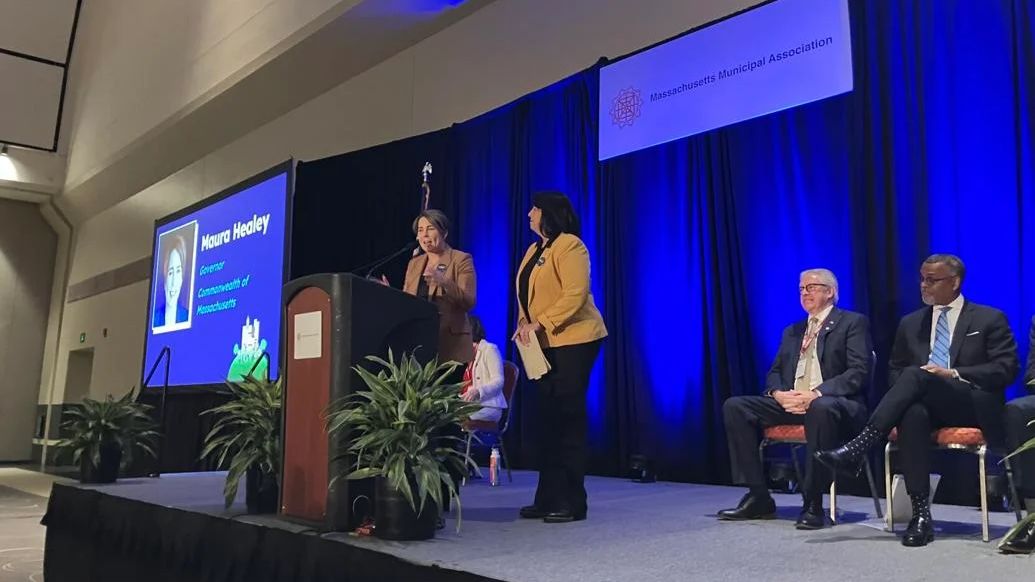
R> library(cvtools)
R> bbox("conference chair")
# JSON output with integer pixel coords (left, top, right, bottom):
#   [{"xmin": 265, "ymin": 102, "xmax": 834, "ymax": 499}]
[
  {"xmin": 759, "ymin": 425, "xmax": 883, "ymax": 523},
  {"xmin": 884, "ymin": 427, "xmax": 1023, "ymax": 542},
  {"xmin": 461, "ymin": 361, "xmax": 519, "ymax": 486},
  {"xmin": 759, "ymin": 354, "xmax": 883, "ymax": 523}
]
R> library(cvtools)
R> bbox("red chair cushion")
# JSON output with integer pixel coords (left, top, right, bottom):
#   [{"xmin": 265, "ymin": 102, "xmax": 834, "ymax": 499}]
[
  {"xmin": 887, "ymin": 427, "xmax": 985, "ymax": 446},
  {"xmin": 463, "ymin": 419, "xmax": 499, "ymax": 433},
  {"xmin": 764, "ymin": 425, "xmax": 806, "ymax": 441},
  {"xmin": 933, "ymin": 427, "xmax": 986, "ymax": 447}
]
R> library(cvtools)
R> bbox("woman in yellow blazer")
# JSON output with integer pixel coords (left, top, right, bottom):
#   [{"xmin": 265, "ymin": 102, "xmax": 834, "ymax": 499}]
[
  {"xmin": 399, "ymin": 209, "xmax": 477, "ymax": 366},
  {"xmin": 514, "ymin": 191, "xmax": 607, "ymax": 523}
]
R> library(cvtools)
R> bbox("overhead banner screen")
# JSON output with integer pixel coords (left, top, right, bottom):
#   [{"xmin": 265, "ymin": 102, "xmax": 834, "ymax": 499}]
[{"xmin": 598, "ymin": 0, "xmax": 853, "ymax": 160}]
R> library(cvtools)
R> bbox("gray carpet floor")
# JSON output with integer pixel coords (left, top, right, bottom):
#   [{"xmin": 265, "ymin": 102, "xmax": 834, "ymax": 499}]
[
  {"xmin": 76, "ymin": 470, "xmax": 1035, "ymax": 582},
  {"xmin": 0, "ymin": 484, "xmax": 47, "ymax": 582},
  {"xmin": 341, "ymin": 471, "xmax": 1035, "ymax": 582}
]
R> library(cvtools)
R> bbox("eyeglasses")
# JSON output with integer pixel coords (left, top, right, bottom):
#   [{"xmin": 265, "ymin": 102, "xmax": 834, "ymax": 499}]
[
  {"xmin": 798, "ymin": 283, "xmax": 830, "ymax": 294},
  {"xmin": 919, "ymin": 276, "xmax": 953, "ymax": 286}
]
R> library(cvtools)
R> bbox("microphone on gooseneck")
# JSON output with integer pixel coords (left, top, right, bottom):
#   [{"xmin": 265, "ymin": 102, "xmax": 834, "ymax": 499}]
[{"xmin": 354, "ymin": 241, "xmax": 419, "ymax": 278}]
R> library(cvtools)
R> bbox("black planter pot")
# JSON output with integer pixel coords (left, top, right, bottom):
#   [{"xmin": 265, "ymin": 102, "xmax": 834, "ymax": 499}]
[
  {"xmin": 245, "ymin": 466, "xmax": 279, "ymax": 514},
  {"xmin": 80, "ymin": 441, "xmax": 122, "ymax": 484},
  {"xmin": 375, "ymin": 476, "xmax": 437, "ymax": 540}
]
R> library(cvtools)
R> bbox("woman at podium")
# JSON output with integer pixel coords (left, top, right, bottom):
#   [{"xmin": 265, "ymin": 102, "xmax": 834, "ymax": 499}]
[
  {"xmin": 401, "ymin": 208, "xmax": 477, "ymax": 368},
  {"xmin": 513, "ymin": 191, "xmax": 607, "ymax": 524}
]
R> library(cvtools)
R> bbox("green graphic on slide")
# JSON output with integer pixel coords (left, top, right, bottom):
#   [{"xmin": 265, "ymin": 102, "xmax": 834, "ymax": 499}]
[{"xmin": 227, "ymin": 316, "xmax": 269, "ymax": 381}]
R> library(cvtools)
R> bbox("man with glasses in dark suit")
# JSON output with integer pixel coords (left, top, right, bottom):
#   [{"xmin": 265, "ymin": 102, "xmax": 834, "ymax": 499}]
[
  {"xmin": 817, "ymin": 254, "xmax": 1019, "ymax": 547},
  {"xmin": 719, "ymin": 268, "xmax": 872, "ymax": 530}
]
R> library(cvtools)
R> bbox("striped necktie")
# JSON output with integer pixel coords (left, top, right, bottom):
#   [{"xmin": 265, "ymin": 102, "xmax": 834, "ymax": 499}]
[{"xmin": 929, "ymin": 306, "xmax": 952, "ymax": 368}]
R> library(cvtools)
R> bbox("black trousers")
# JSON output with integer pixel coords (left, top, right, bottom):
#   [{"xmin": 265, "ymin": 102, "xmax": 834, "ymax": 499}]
[
  {"xmin": 533, "ymin": 340, "xmax": 602, "ymax": 516},
  {"xmin": 723, "ymin": 394, "xmax": 866, "ymax": 499},
  {"xmin": 1005, "ymin": 395, "xmax": 1035, "ymax": 499},
  {"xmin": 869, "ymin": 367, "xmax": 981, "ymax": 496},
  {"xmin": 440, "ymin": 366, "xmax": 468, "ymax": 512}
]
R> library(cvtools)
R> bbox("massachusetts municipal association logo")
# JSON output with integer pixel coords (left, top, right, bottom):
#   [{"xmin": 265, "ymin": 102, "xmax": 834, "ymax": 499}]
[{"xmin": 610, "ymin": 87, "xmax": 642, "ymax": 128}]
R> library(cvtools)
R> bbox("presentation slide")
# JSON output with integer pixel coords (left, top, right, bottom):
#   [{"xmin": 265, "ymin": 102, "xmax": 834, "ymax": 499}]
[
  {"xmin": 598, "ymin": 0, "xmax": 853, "ymax": 160},
  {"xmin": 142, "ymin": 162, "xmax": 291, "ymax": 387}
]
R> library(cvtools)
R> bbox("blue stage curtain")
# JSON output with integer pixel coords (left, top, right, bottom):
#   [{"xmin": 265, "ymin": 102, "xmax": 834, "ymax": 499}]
[{"xmin": 293, "ymin": 0, "xmax": 1035, "ymax": 489}]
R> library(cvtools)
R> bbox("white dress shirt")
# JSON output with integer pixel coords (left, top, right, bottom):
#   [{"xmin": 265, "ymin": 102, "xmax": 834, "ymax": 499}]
[{"xmin": 928, "ymin": 294, "xmax": 965, "ymax": 367}]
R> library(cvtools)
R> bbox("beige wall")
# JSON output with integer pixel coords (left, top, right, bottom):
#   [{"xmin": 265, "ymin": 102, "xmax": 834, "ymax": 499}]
[
  {"xmin": 0, "ymin": 199, "xmax": 56, "ymax": 460},
  {"xmin": 49, "ymin": 281, "xmax": 148, "ymax": 404},
  {"xmin": 46, "ymin": 0, "xmax": 758, "ymax": 405}
]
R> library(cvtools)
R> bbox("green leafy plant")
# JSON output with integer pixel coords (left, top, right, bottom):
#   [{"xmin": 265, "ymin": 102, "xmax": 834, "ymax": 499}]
[
  {"xmin": 56, "ymin": 388, "xmax": 159, "ymax": 470},
  {"xmin": 325, "ymin": 350, "xmax": 481, "ymax": 531},
  {"xmin": 999, "ymin": 419, "xmax": 1035, "ymax": 548},
  {"xmin": 1005, "ymin": 419, "xmax": 1035, "ymax": 462},
  {"xmin": 201, "ymin": 375, "xmax": 282, "ymax": 508}
]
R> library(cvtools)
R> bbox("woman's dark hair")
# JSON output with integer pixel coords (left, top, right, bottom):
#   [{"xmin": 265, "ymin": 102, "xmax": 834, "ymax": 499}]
[
  {"xmin": 532, "ymin": 191, "xmax": 580, "ymax": 238},
  {"xmin": 469, "ymin": 314, "xmax": 486, "ymax": 343},
  {"xmin": 412, "ymin": 208, "xmax": 451, "ymax": 235}
]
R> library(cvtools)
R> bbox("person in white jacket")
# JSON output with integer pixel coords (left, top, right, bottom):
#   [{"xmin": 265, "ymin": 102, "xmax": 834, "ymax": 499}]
[{"xmin": 461, "ymin": 315, "xmax": 508, "ymax": 422}]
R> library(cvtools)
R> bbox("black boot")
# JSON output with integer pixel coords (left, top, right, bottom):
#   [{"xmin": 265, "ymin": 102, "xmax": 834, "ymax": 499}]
[
  {"xmin": 814, "ymin": 424, "xmax": 883, "ymax": 477},
  {"xmin": 999, "ymin": 518, "xmax": 1035, "ymax": 554},
  {"xmin": 795, "ymin": 496, "xmax": 825, "ymax": 530},
  {"xmin": 717, "ymin": 490, "xmax": 776, "ymax": 521},
  {"xmin": 902, "ymin": 493, "xmax": 934, "ymax": 547}
]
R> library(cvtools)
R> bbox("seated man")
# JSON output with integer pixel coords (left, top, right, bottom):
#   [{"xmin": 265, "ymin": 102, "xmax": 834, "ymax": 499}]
[
  {"xmin": 719, "ymin": 268, "xmax": 872, "ymax": 530},
  {"xmin": 817, "ymin": 254, "xmax": 1019, "ymax": 547},
  {"xmin": 1000, "ymin": 315, "xmax": 1035, "ymax": 554}
]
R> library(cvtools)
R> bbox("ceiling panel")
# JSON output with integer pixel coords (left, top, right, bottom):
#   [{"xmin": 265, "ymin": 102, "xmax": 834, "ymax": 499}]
[
  {"xmin": 0, "ymin": 54, "xmax": 64, "ymax": 149},
  {"xmin": 0, "ymin": 0, "xmax": 80, "ymax": 151},
  {"xmin": 0, "ymin": 0, "xmax": 79, "ymax": 63}
]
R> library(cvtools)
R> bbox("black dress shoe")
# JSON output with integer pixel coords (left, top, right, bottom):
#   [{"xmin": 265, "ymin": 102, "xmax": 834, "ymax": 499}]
[
  {"xmin": 519, "ymin": 505, "xmax": 548, "ymax": 519},
  {"xmin": 543, "ymin": 510, "xmax": 586, "ymax": 523},
  {"xmin": 1000, "ymin": 519, "xmax": 1035, "ymax": 554},
  {"xmin": 795, "ymin": 499, "xmax": 825, "ymax": 530},
  {"xmin": 901, "ymin": 515, "xmax": 934, "ymax": 547},
  {"xmin": 717, "ymin": 492, "xmax": 777, "ymax": 521},
  {"xmin": 814, "ymin": 448, "xmax": 864, "ymax": 478}
]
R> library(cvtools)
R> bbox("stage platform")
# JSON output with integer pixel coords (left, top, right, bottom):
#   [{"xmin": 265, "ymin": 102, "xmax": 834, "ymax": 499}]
[{"xmin": 42, "ymin": 470, "xmax": 1033, "ymax": 582}]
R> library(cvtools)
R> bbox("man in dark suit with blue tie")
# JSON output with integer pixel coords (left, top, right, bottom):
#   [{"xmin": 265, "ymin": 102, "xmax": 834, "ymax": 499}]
[
  {"xmin": 719, "ymin": 268, "xmax": 872, "ymax": 530},
  {"xmin": 817, "ymin": 254, "xmax": 1019, "ymax": 547}
]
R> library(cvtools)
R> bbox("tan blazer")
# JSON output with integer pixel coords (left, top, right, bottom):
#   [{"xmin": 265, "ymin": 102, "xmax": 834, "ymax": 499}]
[
  {"xmin": 516, "ymin": 233, "xmax": 607, "ymax": 348},
  {"xmin": 404, "ymin": 247, "xmax": 476, "ymax": 363}
]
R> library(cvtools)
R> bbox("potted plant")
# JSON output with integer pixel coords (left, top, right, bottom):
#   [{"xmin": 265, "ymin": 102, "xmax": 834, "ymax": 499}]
[
  {"xmin": 201, "ymin": 374, "xmax": 282, "ymax": 512},
  {"xmin": 55, "ymin": 388, "xmax": 159, "ymax": 484},
  {"xmin": 325, "ymin": 350, "xmax": 481, "ymax": 540},
  {"xmin": 1000, "ymin": 421, "xmax": 1035, "ymax": 549}
]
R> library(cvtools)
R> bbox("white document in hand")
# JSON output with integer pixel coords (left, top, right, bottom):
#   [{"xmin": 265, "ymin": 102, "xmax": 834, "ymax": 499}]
[{"xmin": 515, "ymin": 333, "xmax": 551, "ymax": 380}]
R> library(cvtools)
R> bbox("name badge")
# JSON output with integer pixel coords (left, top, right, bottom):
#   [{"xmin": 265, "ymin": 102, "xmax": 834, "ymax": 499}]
[
  {"xmin": 536, "ymin": 257, "xmax": 546, "ymax": 266},
  {"xmin": 436, "ymin": 264, "xmax": 447, "ymax": 272}
]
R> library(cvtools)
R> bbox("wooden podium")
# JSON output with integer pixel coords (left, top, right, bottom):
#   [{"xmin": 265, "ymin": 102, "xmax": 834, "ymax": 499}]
[{"xmin": 280, "ymin": 273, "xmax": 438, "ymax": 530}]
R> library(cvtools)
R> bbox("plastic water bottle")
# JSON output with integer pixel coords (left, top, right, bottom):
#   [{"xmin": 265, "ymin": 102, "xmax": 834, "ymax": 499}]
[{"xmin": 489, "ymin": 447, "xmax": 500, "ymax": 486}]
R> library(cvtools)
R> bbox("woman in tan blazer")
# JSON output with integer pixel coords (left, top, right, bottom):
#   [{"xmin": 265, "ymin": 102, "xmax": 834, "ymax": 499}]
[
  {"xmin": 514, "ymin": 191, "xmax": 607, "ymax": 523},
  {"xmin": 399, "ymin": 209, "xmax": 477, "ymax": 366}
]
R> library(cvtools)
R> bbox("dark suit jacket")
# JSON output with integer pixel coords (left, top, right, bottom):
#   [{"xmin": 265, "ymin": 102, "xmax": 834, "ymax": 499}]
[
  {"xmin": 765, "ymin": 307, "xmax": 873, "ymax": 402},
  {"xmin": 403, "ymin": 247, "xmax": 476, "ymax": 363},
  {"xmin": 888, "ymin": 300, "xmax": 1019, "ymax": 444},
  {"xmin": 1026, "ymin": 316, "xmax": 1035, "ymax": 388}
]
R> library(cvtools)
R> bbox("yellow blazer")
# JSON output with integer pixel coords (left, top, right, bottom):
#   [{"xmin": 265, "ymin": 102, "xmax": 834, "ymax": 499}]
[
  {"xmin": 516, "ymin": 233, "xmax": 607, "ymax": 348},
  {"xmin": 404, "ymin": 247, "xmax": 476, "ymax": 363}
]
